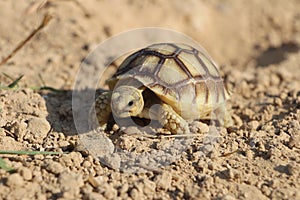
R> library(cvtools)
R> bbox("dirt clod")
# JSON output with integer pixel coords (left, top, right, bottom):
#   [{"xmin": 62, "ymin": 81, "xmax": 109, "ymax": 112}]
[
  {"xmin": 6, "ymin": 173, "xmax": 24, "ymax": 188},
  {"xmin": 0, "ymin": 1, "xmax": 300, "ymax": 199}
]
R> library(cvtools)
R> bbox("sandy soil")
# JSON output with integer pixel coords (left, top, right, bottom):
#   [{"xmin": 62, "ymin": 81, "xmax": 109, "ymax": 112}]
[{"xmin": 0, "ymin": 0, "xmax": 300, "ymax": 199}]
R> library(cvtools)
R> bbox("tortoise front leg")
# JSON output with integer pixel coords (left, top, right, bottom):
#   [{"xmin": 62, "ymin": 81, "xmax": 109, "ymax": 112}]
[
  {"xmin": 158, "ymin": 104, "xmax": 190, "ymax": 134},
  {"xmin": 93, "ymin": 91, "xmax": 112, "ymax": 129}
]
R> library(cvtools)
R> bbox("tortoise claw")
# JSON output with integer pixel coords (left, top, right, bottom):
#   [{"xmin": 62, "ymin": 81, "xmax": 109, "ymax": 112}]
[{"xmin": 158, "ymin": 104, "xmax": 190, "ymax": 134}]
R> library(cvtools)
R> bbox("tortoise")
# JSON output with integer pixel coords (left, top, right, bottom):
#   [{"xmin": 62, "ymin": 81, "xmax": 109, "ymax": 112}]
[{"xmin": 94, "ymin": 43, "xmax": 232, "ymax": 134}]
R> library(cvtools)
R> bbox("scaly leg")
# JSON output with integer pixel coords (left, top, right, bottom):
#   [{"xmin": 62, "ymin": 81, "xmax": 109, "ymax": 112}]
[
  {"xmin": 158, "ymin": 103, "xmax": 190, "ymax": 134},
  {"xmin": 92, "ymin": 91, "xmax": 112, "ymax": 129}
]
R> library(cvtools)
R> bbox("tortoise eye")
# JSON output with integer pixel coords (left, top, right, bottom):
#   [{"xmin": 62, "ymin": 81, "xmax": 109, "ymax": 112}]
[{"xmin": 128, "ymin": 100, "xmax": 134, "ymax": 107}]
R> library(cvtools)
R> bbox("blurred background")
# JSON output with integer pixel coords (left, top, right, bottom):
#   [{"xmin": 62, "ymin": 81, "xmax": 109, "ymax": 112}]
[{"xmin": 0, "ymin": 0, "xmax": 299, "ymax": 89}]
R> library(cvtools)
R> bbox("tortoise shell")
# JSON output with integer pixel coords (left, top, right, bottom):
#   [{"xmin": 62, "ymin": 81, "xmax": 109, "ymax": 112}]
[{"xmin": 108, "ymin": 43, "xmax": 230, "ymax": 121}]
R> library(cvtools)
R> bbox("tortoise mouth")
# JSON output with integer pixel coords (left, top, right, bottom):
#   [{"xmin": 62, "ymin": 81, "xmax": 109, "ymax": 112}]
[{"xmin": 114, "ymin": 111, "xmax": 131, "ymax": 118}]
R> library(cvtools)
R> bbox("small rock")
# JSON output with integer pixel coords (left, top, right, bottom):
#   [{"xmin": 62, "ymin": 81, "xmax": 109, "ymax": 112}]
[
  {"xmin": 116, "ymin": 135, "xmax": 136, "ymax": 150},
  {"xmin": 288, "ymin": 135, "xmax": 300, "ymax": 148},
  {"xmin": 0, "ymin": 118, "xmax": 6, "ymax": 127},
  {"xmin": 0, "ymin": 185, "xmax": 10, "ymax": 197},
  {"xmin": 59, "ymin": 171, "xmax": 84, "ymax": 195},
  {"xmin": 232, "ymin": 114, "xmax": 243, "ymax": 128},
  {"xmin": 143, "ymin": 179, "xmax": 156, "ymax": 195},
  {"xmin": 222, "ymin": 168, "xmax": 240, "ymax": 179},
  {"xmin": 88, "ymin": 175, "xmax": 107, "ymax": 188},
  {"xmin": 25, "ymin": 117, "xmax": 51, "ymax": 143},
  {"xmin": 245, "ymin": 149, "xmax": 254, "ymax": 160},
  {"xmin": 261, "ymin": 185, "xmax": 271, "ymax": 196},
  {"xmin": 197, "ymin": 160, "xmax": 208, "ymax": 172},
  {"xmin": 273, "ymin": 97, "xmax": 282, "ymax": 107},
  {"xmin": 10, "ymin": 120, "xmax": 27, "ymax": 141},
  {"xmin": 103, "ymin": 184, "xmax": 117, "ymax": 199},
  {"xmin": 289, "ymin": 120, "xmax": 300, "ymax": 129},
  {"xmin": 82, "ymin": 160, "xmax": 92, "ymax": 168},
  {"xmin": 130, "ymin": 188, "xmax": 143, "ymax": 199},
  {"xmin": 6, "ymin": 173, "xmax": 24, "ymax": 187},
  {"xmin": 58, "ymin": 140, "xmax": 70, "ymax": 148},
  {"xmin": 0, "ymin": 136, "xmax": 23, "ymax": 150},
  {"xmin": 154, "ymin": 172, "xmax": 172, "ymax": 190},
  {"xmin": 198, "ymin": 122, "xmax": 210, "ymax": 133},
  {"xmin": 79, "ymin": 130, "xmax": 114, "ymax": 156},
  {"xmin": 102, "ymin": 153, "xmax": 121, "ymax": 170},
  {"xmin": 267, "ymin": 147, "xmax": 282, "ymax": 159},
  {"xmin": 228, "ymin": 141, "xmax": 239, "ymax": 152},
  {"xmin": 123, "ymin": 126, "xmax": 142, "ymax": 135},
  {"xmin": 59, "ymin": 152, "xmax": 83, "ymax": 168},
  {"xmin": 45, "ymin": 160, "xmax": 64, "ymax": 174},
  {"xmin": 86, "ymin": 192, "xmax": 105, "ymax": 200},
  {"xmin": 238, "ymin": 183, "xmax": 268, "ymax": 200},
  {"xmin": 286, "ymin": 162, "xmax": 298, "ymax": 176},
  {"xmin": 19, "ymin": 167, "xmax": 33, "ymax": 180},
  {"xmin": 221, "ymin": 194, "xmax": 236, "ymax": 200},
  {"xmin": 207, "ymin": 162, "xmax": 214, "ymax": 170},
  {"xmin": 190, "ymin": 121, "xmax": 209, "ymax": 133},
  {"xmin": 0, "ymin": 128, "xmax": 5, "ymax": 137},
  {"xmin": 248, "ymin": 120, "xmax": 259, "ymax": 130}
]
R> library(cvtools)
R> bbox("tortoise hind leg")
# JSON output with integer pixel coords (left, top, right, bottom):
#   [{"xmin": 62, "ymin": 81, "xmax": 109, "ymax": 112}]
[
  {"xmin": 91, "ymin": 91, "xmax": 112, "ymax": 130},
  {"xmin": 158, "ymin": 103, "xmax": 190, "ymax": 134},
  {"xmin": 214, "ymin": 104, "xmax": 233, "ymax": 128}
]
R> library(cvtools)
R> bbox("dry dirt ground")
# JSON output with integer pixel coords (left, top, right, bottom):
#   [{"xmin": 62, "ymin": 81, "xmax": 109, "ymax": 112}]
[{"xmin": 0, "ymin": 0, "xmax": 300, "ymax": 199}]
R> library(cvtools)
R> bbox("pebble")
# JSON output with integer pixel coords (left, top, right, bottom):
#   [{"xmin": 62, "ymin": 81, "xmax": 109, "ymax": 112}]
[
  {"xmin": 228, "ymin": 141, "xmax": 239, "ymax": 152},
  {"xmin": 0, "ymin": 185, "xmax": 10, "ymax": 197},
  {"xmin": 10, "ymin": 120, "xmax": 27, "ymax": 141},
  {"xmin": 6, "ymin": 173, "xmax": 24, "ymax": 188},
  {"xmin": 198, "ymin": 122, "xmax": 209, "ymax": 133},
  {"xmin": 143, "ymin": 179, "xmax": 156, "ymax": 195},
  {"xmin": 0, "ymin": 136, "xmax": 23, "ymax": 151},
  {"xmin": 288, "ymin": 135, "xmax": 300, "ymax": 148},
  {"xmin": 26, "ymin": 117, "xmax": 51, "ymax": 143},
  {"xmin": 238, "ymin": 184, "xmax": 268, "ymax": 200},
  {"xmin": 102, "ymin": 153, "xmax": 121, "ymax": 170},
  {"xmin": 86, "ymin": 192, "xmax": 105, "ymax": 200},
  {"xmin": 223, "ymin": 168, "xmax": 240, "ymax": 179},
  {"xmin": 45, "ymin": 160, "xmax": 64, "ymax": 174},
  {"xmin": 267, "ymin": 147, "xmax": 282, "ymax": 159},
  {"xmin": 248, "ymin": 120, "xmax": 260, "ymax": 130},
  {"xmin": 19, "ymin": 167, "xmax": 33, "ymax": 180},
  {"xmin": 0, "ymin": 118, "xmax": 6, "ymax": 127},
  {"xmin": 273, "ymin": 97, "xmax": 282, "ymax": 107},
  {"xmin": 59, "ymin": 152, "xmax": 83, "ymax": 168},
  {"xmin": 221, "ymin": 194, "xmax": 236, "ymax": 200},
  {"xmin": 207, "ymin": 162, "xmax": 214, "ymax": 170},
  {"xmin": 123, "ymin": 126, "xmax": 142, "ymax": 135},
  {"xmin": 232, "ymin": 114, "xmax": 243, "ymax": 128},
  {"xmin": 286, "ymin": 162, "xmax": 298, "ymax": 176},
  {"xmin": 82, "ymin": 160, "xmax": 92, "ymax": 168},
  {"xmin": 245, "ymin": 149, "xmax": 254, "ymax": 160},
  {"xmin": 130, "ymin": 188, "xmax": 142, "ymax": 199},
  {"xmin": 154, "ymin": 172, "xmax": 172, "ymax": 190},
  {"xmin": 190, "ymin": 121, "xmax": 209, "ymax": 133},
  {"xmin": 103, "ymin": 184, "xmax": 118, "ymax": 199},
  {"xmin": 59, "ymin": 171, "xmax": 84, "ymax": 195},
  {"xmin": 88, "ymin": 175, "xmax": 107, "ymax": 188},
  {"xmin": 197, "ymin": 160, "xmax": 208, "ymax": 172},
  {"xmin": 58, "ymin": 140, "xmax": 70, "ymax": 148}
]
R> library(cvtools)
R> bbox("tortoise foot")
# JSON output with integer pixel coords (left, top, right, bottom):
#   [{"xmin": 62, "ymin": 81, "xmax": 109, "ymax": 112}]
[{"xmin": 158, "ymin": 104, "xmax": 190, "ymax": 134}]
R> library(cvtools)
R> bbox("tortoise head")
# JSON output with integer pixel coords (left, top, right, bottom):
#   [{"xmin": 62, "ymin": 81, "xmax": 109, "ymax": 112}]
[{"xmin": 111, "ymin": 86, "xmax": 144, "ymax": 118}]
